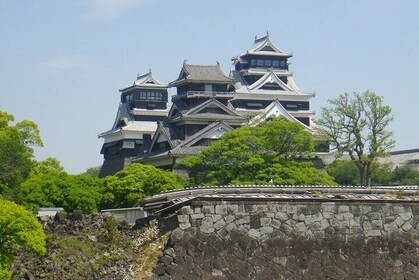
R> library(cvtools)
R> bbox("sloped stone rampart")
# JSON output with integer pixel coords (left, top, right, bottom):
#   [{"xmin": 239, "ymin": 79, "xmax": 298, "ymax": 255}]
[{"xmin": 150, "ymin": 202, "xmax": 418, "ymax": 279}]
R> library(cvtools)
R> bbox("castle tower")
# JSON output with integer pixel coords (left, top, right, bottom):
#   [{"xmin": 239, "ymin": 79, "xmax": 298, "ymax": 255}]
[
  {"xmin": 98, "ymin": 70, "xmax": 169, "ymax": 176},
  {"xmin": 230, "ymin": 33, "xmax": 315, "ymax": 128},
  {"xmin": 132, "ymin": 63, "xmax": 247, "ymax": 169}
]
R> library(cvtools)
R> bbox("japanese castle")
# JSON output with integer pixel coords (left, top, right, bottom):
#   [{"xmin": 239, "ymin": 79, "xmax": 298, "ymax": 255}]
[{"xmin": 99, "ymin": 34, "xmax": 319, "ymax": 177}]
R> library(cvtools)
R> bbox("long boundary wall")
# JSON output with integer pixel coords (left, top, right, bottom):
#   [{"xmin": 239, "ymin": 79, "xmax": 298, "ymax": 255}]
[{"xmin": 145, "ymin": 187, "xmax": 418, "ymax": 279}]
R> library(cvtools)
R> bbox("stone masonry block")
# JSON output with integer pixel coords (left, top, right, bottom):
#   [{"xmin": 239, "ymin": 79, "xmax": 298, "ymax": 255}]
[
  {"xmin": 260, "ymin": 226, "xmax": 274, "ymax": 235},
  {"xmin": 295, "ymin": 222, "xmax": 307, "ymax": 232},
  {"xmin": 178, "ymin": 215, "xmax": 190, "ymax": 223},
  {"xmin": 275, "ymin": 212, "xmax": 288, "ymax": 221},
  {"xmin": 212, "ymin": 214, "xmax": 223, "ymax": 222},
  {"xmin": 366, "ymin": 229, "xmax": 382, "ymax": 237},
  {"xmin": 191, "ymin": 214, "xmax": 205, "ymax": 220},
  {"xmin": 338, "ymin": 205, "xmax": 350, "ymax": 213},
  {"xmin": 213, "ymin": 219, "xmax": 226, "ymax": 230},
  {"xmin": 399, "ymin": 211, "xmax": 413, "ymax": 221},
  {"xmin": 236, "ymin": 215, "xmax": 250, "ymax": 225},
  {"xmin": 402, "ymin": 221, "xmax": 413, "ymax": 232},
  {"xmin": 179, "ymin": 222, "xmax": 191, "ymax": 230},
  {"xmin": 260, "ymin": 217, "xmax": 272, "ymax": 226},
  {"xmin": 224, "ymin": 215, "xmax": 235, "ymax": 224},
  {"xmin": 286, "ymin": 204, "xmax": 298, "ymax": 214},
  {"xmin": 201, "ymin": 216, "xmax": 213, "ymax": 227},
  {"xmin": 248, "ymin": 228, "xmax": 261, "ymax": 238},
  {"xmin": 293, "ymin": 213, "xmax": 306, "ymax": 222},
  {"xmin": 202, "ymin": 205, "xmax": 215, "ymax": 214},
  {"xmin": 199, "ymin": 225, "xmax": 214, "ymax": 234},
  {"xmin": 181, "ymin": 206, "xmax": 194, "ymax": 215}
]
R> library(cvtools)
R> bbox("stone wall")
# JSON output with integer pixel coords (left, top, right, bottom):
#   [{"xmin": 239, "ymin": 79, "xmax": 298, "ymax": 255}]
[{"xmin": 151, "ymin": 201, "xmax": 418, "ymax": 279}]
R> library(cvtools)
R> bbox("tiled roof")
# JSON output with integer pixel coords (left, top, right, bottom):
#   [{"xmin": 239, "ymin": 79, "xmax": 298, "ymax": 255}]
[
  {"xmin": 158, "ymin": 121, "xmax": 182, "ymax": 147},
  {"xmin": 172, "ymin": 99, "xmax": 190, "ymax": 113},
  {"xmin": 170, "ymin": 146, "xmax": 205, "ymax": 156},
  {"xmin": 120, "ymin": 70, "xmax": 167, "ymax": 91},
  {"xmin": 170, "ymin": 64, "xmax": 234, "ymax": 86},
  {"xmin": 143, "ymin": 185, "xmax": 419, "ymax": 214},
  {"xmin": 178, "ymin": 121, "xmax": 234, "ymax": 148},
  {"xmin": 179, "ymin": 113, "xmax": 246, "ymax": 122}
]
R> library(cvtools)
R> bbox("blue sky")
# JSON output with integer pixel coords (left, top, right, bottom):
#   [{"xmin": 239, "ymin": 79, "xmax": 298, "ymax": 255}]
[{"xmin": 1, "ymin": 0, "xmax": 418, "ymax": 174}]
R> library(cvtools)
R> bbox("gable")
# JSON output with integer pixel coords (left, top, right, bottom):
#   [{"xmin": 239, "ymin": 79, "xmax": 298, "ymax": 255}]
[
  {"xmin": 249, "ymin": 101, "xmax": 312, "ymax": 131},
  {"xmin": 156, "ymin": 133, "xmax": 168, "ymax": 143},
  {"xmin": 196, "ymin": 106, "xmax": 230, "ymax": 115},
  {"xmin": 260, "ymin": 82, "xmax": 285, "ymax": 91},
  {"xmin": 248, "ymin": 71, "xmax": 293, "ymax": 92},
  {"xmin": 169, "ymin": 108, "xmax": 181, "ymax": 118},
  {"xmin": 181, "ymin": 122, "xmax": 234, "ymax": 148},
  {"xmin": 259, "ymin": 45, "xmax": 276, "ymax": 52},
  {"xmin": 187, "ymin": 99, "xmax": 239, "ymax": 116}
]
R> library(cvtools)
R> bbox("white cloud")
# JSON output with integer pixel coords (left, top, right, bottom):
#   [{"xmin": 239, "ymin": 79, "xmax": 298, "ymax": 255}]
[
  {"xmin": 75, "ymin": 0, "xmax": 154, "ymax": 21},
  {"xmin": 33, "ymin": 56, "xmax": 92, "ymax": 71}
]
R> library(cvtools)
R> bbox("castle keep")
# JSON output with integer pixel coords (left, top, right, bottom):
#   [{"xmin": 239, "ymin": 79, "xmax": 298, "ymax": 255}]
[{"xmin": 99, "ymin": 34, "xmax": 317, "ymax": 177}]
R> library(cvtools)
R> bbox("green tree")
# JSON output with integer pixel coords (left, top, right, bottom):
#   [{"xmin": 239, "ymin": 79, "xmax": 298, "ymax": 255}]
[
  {"xmin": 0, "ymin": 196, "xmax": 46, "ymax": 279},
  {"xmin": 82, "ymin": 165, "xmax": 101, "ymax": 177},
  {"xmin": 32, "ymin": 157, "xmax": 64, "ymax": 175},
  {"xmin": 19, "ymin": 170, "xmax": 102, "ymax": 214},
  {"xmin": 0, "ymin": 111, "xmax": 43, "ymax": 199},
  {"xmin": 370, "ymin": 163, "xmax": 393, "ymax": 186},
  {"xmin": 180, "ymin": 119, "xmax": 335, "ymax": 186},
  {"xmin": 390, "ymin": 167, "xmax": 419, "ymax": 185},
  {"xmin": 317, "ymin": 91, "xmax": 394, "ymax": 187},
  {"xmin": 326, "ymin": 160, "xmax": 359, "ymax": 185},
  {"xmin": 101, "ymin": 163, "xmax": 186, "ymax": 209}
]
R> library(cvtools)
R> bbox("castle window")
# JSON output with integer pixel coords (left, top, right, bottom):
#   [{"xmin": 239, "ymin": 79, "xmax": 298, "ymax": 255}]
[
  {"xmin": 257, "ymin": 60, "xmax": 264, "ymax": 67},
  {"xmin": 272, "ymin": 60, "xmax": 280, "ymax": 68},
  {"xmin": 122, "ymin": 141, "xmax": 135, "ymax": 149},
  {"xmin": 280, "ymin": 61, "xmax": 286, "ymax": 68},
  {"xmin": 265, "ymin": 60, "xmax": 272, "ymax": 67},
  {"xmin": 139, "ymin": 91, "xmax": 162, "ymax": 101},
  {"xmin": 251, "ymin": 59, "xmax": 256, "ymax": 66},
  {"xmin": 286, "ymin": 104, "xmax": 298, "ymax": 109}
]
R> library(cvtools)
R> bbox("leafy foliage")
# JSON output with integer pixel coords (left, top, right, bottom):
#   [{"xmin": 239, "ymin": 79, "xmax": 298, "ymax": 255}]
[
  {"xmin": 19, "ymin": 163, "xmax": 186, "ymax": 213},
  {"xmin": 387, "ymin": 167, "xmax": 419, "ymax": 185},
  {"xmin": 81, "ymin": 165, "xmax": 102, "ymax": 177},
  {"xmin": 326, "ymin": 160, "xmax": 360, "ymax": 185},
  {"xmin": 180, "ymin": 119, "xmax": 334, "ymax": 186},
  {"xmin": 317, "ymin": 91, "xmax": 394, "ymax": 187},
  {"xmin": 101, "ymin": 163, "xmax": 186, "ymax": 209},
  {"xmin": 19, "ymin": 170, "xmax": 102, "ymax": 214},
  {"xmin": 31, "ymin": 157, "xmax": 65, "ymax": 175},
  {"xmin": 0, "ymin": 111, "xmax": 43, "ymax": 199},
  {"xmin": 326, "ymin": 160, "xmax": 419, "ymax": 186},
  {"xmin": 0, "ymin": 196, "xmax": 46, "ymax": 279}
]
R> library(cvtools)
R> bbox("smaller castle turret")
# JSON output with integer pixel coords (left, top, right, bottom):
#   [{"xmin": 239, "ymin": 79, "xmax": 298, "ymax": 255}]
[{"xmin": 98, "ymin": 71, "xmax": 169, "ymax": 177}]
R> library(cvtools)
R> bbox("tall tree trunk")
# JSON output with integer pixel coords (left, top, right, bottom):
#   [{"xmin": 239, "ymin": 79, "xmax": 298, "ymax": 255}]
[{"xmin": 358, "ymin": 165, "xmax": 367, "ymax": 187}]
